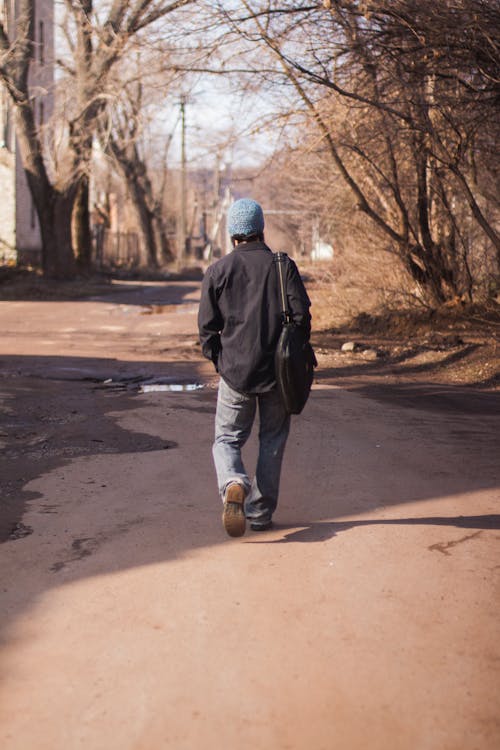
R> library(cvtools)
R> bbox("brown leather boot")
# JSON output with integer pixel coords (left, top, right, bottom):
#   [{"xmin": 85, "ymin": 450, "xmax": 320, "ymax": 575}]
[{"xmin": 222, "ymin": 483, "xmax": 246, "ymax": 537}]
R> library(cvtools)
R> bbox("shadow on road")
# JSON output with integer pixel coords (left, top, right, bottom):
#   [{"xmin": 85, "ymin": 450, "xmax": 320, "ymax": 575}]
[
  {"xmin": 326, "ymin": 381, "xmax": 500, "ymax": 415},
  {"xmin": 87, "ymin": 281, "xmax": 201, "ymax": 307},
  {"xmin": 0, "ymin": 354, "xmax": 210, "ymax": 543},
  {"xmin": 0, "ymin": 349, "xmax": 499, "ymax": 648},
  {"xmin": 0, "ymin": 278, "xmax": 201, "ymax": 307},
  {"xmin": 252, "ymin": 515, "xmax": 500, "ymax": 545}
]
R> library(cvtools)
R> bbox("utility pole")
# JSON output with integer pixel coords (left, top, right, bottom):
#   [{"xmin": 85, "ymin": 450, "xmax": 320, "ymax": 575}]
[{"xmin": 178, "ymin": 94, "xmax": 187, "ymax": 267}]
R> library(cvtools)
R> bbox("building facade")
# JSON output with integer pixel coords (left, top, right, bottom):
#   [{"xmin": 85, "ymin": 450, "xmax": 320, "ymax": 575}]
[{"xmin": 0, "ymin": 0, "xmax": 54, "ymax": 264}]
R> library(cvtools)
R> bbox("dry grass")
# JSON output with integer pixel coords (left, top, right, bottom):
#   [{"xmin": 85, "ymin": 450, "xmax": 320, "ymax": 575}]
[{"xmin": 307, "ymin": 266, "xmax": 500, "ymax": 390}]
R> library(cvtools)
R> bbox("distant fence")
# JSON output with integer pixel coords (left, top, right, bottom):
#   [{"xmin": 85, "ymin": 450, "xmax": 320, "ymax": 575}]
[
  {"xmin": 1, "ymin": 229, "xmax": 146, "ymax": 271},
  {"xmin": 93, "ymin": 227, "xmax": 141, "ymax": 268}
]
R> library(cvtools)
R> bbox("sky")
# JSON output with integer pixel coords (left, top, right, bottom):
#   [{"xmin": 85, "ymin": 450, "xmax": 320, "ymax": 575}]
[{"xmin": 163, "ymin": 77, "xmax": 283, "ymax": 171}]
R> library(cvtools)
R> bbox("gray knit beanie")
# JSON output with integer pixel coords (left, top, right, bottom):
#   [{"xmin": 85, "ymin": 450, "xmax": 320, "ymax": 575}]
[{"xmin": 227, "ymin": 198, "xmax": 265, "ymax": 238}]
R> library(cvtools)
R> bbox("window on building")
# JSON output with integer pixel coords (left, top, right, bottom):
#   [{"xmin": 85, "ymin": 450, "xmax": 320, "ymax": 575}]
[
  {"xmin": 30, "ymin": 195, "xmax": 36, "ymax": 230},
  {"xmin": 0, "ymin": 91, "xmax": 13, "ymax": 151},
  {"xmin": 31, "ymin": 4, "xmax": 36, "ymax": 59},
  {"xmin": 1, "ymin": 95, "xmax": 6, "ymax": 149},
  {"xmin": 39, "ymin": 21, "xmax": 44, "ymax": 65}
]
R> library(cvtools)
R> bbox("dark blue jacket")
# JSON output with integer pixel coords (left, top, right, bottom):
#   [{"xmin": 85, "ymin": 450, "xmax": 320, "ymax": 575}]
[{"xmin": 198, "ymin": 241, "xmax": 311, "ymax": 394}]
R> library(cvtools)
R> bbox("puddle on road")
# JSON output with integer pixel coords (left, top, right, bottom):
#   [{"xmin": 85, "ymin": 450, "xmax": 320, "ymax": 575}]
[
  {"xmin": 139, "ymin": 383, "xmax": 203, "ymax": 393},
  {"xmin": 101, "ymin": 376, "xmax": 204, "ymax": 393}
]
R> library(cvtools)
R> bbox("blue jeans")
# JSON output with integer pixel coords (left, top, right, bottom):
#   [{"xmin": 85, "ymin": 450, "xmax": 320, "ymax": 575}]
[{"xmin": 213, "ymin": 378, "xmax": 291, "ymax": 524}]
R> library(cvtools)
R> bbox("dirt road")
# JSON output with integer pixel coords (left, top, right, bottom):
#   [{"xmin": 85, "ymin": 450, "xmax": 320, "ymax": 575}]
[{"xmin": 1, "ymin": 280, "xmax": 499, "ymax": 749}]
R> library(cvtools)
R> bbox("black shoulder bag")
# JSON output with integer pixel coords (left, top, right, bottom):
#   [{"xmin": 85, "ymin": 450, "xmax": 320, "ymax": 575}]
[{"xmin": 274, "ymin": 252, "xmax": 317, "ymax": 415}]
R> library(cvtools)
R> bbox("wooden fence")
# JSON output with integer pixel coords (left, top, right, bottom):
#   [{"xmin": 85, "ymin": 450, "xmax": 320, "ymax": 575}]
[{"xmin": 93, "ymin": 227, "xmax": 142, "ymax": 268}]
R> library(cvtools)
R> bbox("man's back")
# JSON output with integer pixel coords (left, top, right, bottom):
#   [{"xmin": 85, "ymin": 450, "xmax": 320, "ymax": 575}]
[{"xmin": 198, "ymin": 240, "xmax": 310, "ymax": 394}]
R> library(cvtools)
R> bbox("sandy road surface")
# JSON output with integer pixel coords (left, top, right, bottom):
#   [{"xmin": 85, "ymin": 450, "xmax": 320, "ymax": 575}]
[{"xmin": 0, "ymin": 280, "xmax": 499, "ymax": 749}]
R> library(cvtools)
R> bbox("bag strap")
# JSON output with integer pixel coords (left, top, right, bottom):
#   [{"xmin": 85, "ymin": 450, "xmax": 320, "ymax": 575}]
[{"xmin": 274, "ymin": 252, "xmax": 292, "ymax": 324}]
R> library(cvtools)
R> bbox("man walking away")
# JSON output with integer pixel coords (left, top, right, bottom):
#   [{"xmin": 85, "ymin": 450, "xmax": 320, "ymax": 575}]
[{"xmin": 198, "ymin": 198, "xmax": 311, "ymax": 537}]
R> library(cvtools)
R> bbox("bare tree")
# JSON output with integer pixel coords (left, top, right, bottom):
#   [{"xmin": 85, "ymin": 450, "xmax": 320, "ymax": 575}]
[
  {"xmin": 97, "ymin": 71, "xmax": 177, "ymax": 267},
  {"xmin": 0, "ymin": 0, "xmax": 194, "ymax": 277},
  {"xmin": 219, "ymin": 0, "xmax": 500, "ymax": 306}
]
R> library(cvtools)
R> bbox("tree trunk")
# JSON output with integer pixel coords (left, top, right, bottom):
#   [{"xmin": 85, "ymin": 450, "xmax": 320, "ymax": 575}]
[
  {"xmin": 126, "ymin": 178, "xmax": 159, "ymax": 268},
  {"xmin": 153, "ymin": 216, "xmax": 173, "ymax": 264},
  {"xmin": 72, "ymin": 176, "xmax": 93, "ymax": 273},
  {"xmin": 13, "ymin": 98, "xmax": 78, "ymax": 278},
  {"xmin": 38, "ymin": 190, "xmax": 77, "ymax": 279}
]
